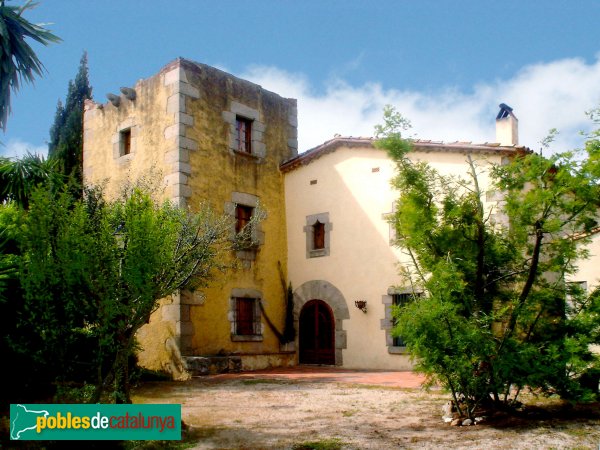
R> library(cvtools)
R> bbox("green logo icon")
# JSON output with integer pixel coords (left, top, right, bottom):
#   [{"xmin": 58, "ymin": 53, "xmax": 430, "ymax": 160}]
[{"xmin": 10, "ymin": 404, "xmax": 181, "ymax": 440}]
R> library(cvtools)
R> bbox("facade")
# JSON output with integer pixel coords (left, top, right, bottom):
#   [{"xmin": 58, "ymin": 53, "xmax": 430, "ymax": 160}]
[
  {"xmin": 281, "ymin": 135, "xmax": 521, "ymax": 369},
  {"xmin": 83, "ymin": 59, "xmax": 599, "ymax": 376},
  {"xmin": 83, "ymin": 58, "xmax": 298, "ymax": 378}
]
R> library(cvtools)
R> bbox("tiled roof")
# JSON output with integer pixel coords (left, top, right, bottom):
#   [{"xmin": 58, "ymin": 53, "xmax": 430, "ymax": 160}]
[{"xmin": 280, "ymin": 136, "xmax": 530, "ymax": 173}]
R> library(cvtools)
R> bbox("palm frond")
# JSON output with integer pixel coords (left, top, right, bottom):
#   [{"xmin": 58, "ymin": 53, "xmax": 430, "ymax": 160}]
[
  {"xmin": 0, "ymin": 1, "xmax": 61, "ymax": 130},
  {"xmin": 0, "ymin": 152, "xmax": 60, "ymax": 207}
]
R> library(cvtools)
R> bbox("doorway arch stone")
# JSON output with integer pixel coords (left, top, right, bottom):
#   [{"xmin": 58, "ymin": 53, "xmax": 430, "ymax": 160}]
[{"xmin": 293, "ymin": 280, "xmax": 349, "ymax": 366}]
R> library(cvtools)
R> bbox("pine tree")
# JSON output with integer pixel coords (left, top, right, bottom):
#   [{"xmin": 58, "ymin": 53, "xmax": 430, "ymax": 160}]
[{"xmin": 48, "ymin": 52, "xmax": 92, "ymax": 187}]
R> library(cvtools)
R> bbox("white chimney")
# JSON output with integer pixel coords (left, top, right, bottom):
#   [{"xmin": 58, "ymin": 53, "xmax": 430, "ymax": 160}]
[{"xmin": 496, "ymin": 103, "xmax": 518, "ymax": 146}]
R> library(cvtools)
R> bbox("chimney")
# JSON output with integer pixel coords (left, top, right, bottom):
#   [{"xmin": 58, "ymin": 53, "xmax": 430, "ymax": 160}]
[{"xmin": 496, "ymin": 103, "xmax": 518, "ymax": 146}]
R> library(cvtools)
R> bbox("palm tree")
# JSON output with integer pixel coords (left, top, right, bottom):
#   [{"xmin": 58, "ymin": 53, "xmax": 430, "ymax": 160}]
[
  {"xmin": 0, "ymin": 152, "xmax": 60, "ymax": 208},
  {"xmin": 0, "ymin": 0, "xmax": 61, "ymax": 130}
]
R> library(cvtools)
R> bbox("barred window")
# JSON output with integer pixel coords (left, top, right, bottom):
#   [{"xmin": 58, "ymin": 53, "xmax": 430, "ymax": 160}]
[{"xmin": 392, "ymin": 293, "xmax": 421, "ymax": 347}]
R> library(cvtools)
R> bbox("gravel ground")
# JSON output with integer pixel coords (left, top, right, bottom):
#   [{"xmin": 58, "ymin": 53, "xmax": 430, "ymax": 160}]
[{"xmin": 132, "ymin": 374, "xmax": 600, "ymax": 449}]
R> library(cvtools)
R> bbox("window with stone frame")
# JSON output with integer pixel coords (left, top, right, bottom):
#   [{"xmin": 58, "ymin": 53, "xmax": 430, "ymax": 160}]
[
  {"xmin": 234, "ymin": 297, "xmax": 261, "ymax": 336},
  {"xmin": 112, "ymin": 120, "xmax": 136, "ymax": 162},
  {"xmin": 229, "ymin": 290, "xmax": 263, "ymax": 342},
  {"xmin": 235, "ymin": 204, "xmax": 254, "ymax": 234},
  {"xmin": 222, "ymin": 102, "xmax": 266, "ymax": 159},
  {"xmin": 120, "ymin": 128, "xmax": 132, "ymax": 156},
  {"xmin": 304, "ymin": 212, "xmax": 332, "ymax": 258},
  {"xmin": 236, "ymin": 116, "xmax": 252, "ymax": 153},
  {"xmin": 382, "ymin": 288, "xmax": 423, "ymax": 354},
  {"xmin": 391, "ymin": 293, "xmax": 414, "ymax": 347},
  {"xmin": 227, "ymin": 193, "xmax": 265, "ymax": 267}
]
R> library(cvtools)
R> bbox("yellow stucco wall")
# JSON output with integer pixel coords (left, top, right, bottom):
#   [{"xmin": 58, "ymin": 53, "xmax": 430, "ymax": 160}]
[
  {"xmin": 83, "ymin": 70, "xmax": 174, "ymax": 199},
  {"xmin": 83, "ymin": 58, "xmax": 297, "ymax": 376},
  {"xmin": 284, "ymin": 143, "xmax": 506, "ymax": 370},
  {"xmin": 180, "ymin": 63, "xmax": 296, "ymax": 363},
  {"xmin": 83, "ymin": 63, "xmax": 182, "ymax": 376}
]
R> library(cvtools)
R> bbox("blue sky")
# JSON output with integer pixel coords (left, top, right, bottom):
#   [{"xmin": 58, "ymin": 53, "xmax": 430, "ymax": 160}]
[{"xmin": 3, "ymin": 0, "xmax": 600, "ymax": 157}]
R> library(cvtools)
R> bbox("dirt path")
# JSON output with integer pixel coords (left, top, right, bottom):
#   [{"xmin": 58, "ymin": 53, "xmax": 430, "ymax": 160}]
[{"xmin": 132, "ymin": 369, "xmax": 600, "ymax": 449}]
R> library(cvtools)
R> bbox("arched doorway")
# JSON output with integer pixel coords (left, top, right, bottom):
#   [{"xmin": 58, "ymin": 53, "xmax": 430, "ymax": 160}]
[{"xmin": 299, "ymin": 300, "xmax": 335, "ymax": 365}]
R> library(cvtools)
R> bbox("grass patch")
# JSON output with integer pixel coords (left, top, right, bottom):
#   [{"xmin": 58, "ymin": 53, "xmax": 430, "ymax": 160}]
[
  {"xmin": 341, "ymin": 409, "xmax": 358, "ymax": 417},
  {"xmin": 292, "ymin": 438, "xmax": 345, "ymax": 450},
  {"xmin": 123, "ymin": 439, "xmax": 196, "ymax": 450},
  {"xmin": 192, "ymin": 425, "xmax": 227, "ymax": 439},
  {"xmin": 121, "ymin": 423, "xmax": 205, "ymax": 450},
  {"xmin": 561, "ymin": 426, "xmax": 595, "ymax": 438}
]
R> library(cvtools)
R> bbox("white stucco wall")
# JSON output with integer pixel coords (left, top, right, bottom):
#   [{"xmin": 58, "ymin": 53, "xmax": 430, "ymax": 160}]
[
  {"xmin": 570, "ymin": 233, "xmax": 600, "ymax": 292},
  {"xmin": 570, "ymin": 231, "xmax": 600, "ymax": 355},
  {"xmin": 285, "ymin": 144, "xmax": 505, "ymax": 370}
]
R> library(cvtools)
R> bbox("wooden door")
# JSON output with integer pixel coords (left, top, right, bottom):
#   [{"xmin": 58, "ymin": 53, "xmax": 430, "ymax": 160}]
[{"xmin": 299, "ymin": 300, "xmax": 335, "ymax": 365}]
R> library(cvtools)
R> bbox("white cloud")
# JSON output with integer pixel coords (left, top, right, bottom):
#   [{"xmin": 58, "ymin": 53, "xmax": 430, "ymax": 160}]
[
  {"xmin": 240, "ymin": 56, "xmax": 600, "ymax": 154},
  {"xmin": 1, "ymin": 138, "xmax": 47, "ymax": 159}
]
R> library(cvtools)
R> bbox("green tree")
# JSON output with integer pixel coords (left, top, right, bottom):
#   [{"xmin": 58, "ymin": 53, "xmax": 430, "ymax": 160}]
[
  {"xmin": 376, "ymin": 106, "xmax": 600, "ymax": 419},
  {"xmin": 0, "ymin": 0, "xmax": 61, "ymax": 131},
  {"xmin": 48, "ymin": 51, "xmax": 92, "ymax": 186},
  {"xmin": 18, "ymin": 186, "xmax": 251, "ymax": 403}
]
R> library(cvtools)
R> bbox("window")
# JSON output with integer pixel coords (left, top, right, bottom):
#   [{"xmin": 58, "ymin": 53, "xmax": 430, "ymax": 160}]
[
  {"xmin": 234, "ymin": 297, "xmax": 261, "ymax": 336},
  {"xmin": 120, "ymin": 128, "xmax": 131, "ymax": 156},
  {"xmin": 313, "ymin": 221, "xmax": 325, "ymax": 250},
  {"xmin": 229, "ymin": 288, "xmax": 263, "ymax": 341},
  {"xmin": 235, "ymin": 204, "xmax": 254, "ymax": 234},
  {"xmin": 228, "ymin": 193, "xmax": 264, "ymax": 266},
  {"xmin": 391, "ymin": 293, "xmax": 412, "ymax": 347},
  {"xmin": 383, "ymin": 288, "xmax": 422, "ymax": 353},
  {"xmin": 223, "ymin": 102, "xmax": 265, "ymax": 158},
  {"xmin": 236, "ymin": 116, "xmax": 252, "ymax": 153},
  {"xmin": 304, "ymin": 212, "xmax": 331, "ymax": 258}
]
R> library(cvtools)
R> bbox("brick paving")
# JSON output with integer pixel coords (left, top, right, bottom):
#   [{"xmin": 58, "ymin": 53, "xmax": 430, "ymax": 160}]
[{"xmin": 203, "ymin": 366, "xmax": 426, "ymax": 388}]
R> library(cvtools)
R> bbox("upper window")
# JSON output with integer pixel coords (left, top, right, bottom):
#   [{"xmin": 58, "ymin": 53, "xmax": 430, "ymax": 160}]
[
  {"xmin": 313, "ymin": 221, "xmax": 325, "ymax": 250},
  {"xmin": 120, "ymin": 128, "xmax": 132, "ymax": 156},
  {"xmin": 234, "ymin": 297, "xmax": 261, "ymax": 336},
  {"xmin": 223, "ymin": 102, "xmax": 265, "ymax": 158},
  {"xmin": 236, "ymin": 116, "xmax": 252, "ymax": 154},
  {"xmin": 235, "ymin": 204, "xmax": 254, "ymax": 234},
  {"xmin": 304, "ymin": 213, "xmax": 331, "ymax": 258}
]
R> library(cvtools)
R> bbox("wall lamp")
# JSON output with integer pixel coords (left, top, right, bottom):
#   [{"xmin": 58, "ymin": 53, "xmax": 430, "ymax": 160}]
[{"xmin": 355, "ymin": 300, "xmax": 367, "ymax": 313}]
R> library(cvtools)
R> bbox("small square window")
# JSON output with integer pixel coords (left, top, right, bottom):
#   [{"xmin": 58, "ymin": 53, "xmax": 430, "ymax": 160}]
[
  {"xmin": 120, "ymin": 128, "xmax": 131, "ymax": 156},
  {"xmin": 235, "ymin": 204, "xmax": 254, "ymax": 234},
  {"xmin": 236, "ymin": 116, "xmax": 252, "ymax": 153},
  {"xmin": 234, "ymin": 297, "xmax": 261, "ymax": 336}
]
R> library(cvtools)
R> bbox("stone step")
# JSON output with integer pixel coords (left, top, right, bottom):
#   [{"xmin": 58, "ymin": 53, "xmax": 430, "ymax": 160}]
[{"xmin": 184, "ymin": 355, "xmax": 242, "ymax": 376}]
